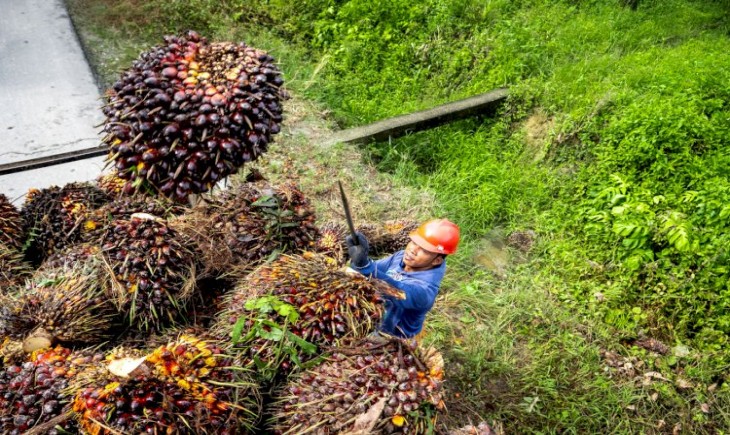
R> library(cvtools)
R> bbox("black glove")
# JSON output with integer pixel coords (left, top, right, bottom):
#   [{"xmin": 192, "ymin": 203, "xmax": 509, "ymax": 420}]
[{"xmin": 345, "ymin": 232, "xmax": 370, "ymax": 268}]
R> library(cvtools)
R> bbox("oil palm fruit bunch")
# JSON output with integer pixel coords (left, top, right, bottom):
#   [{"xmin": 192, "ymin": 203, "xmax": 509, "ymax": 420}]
[
  {"xmin": 20, "ymin": 183, "xmax": 111, "ymax": 265},
  {"xmin": 0, "ymin": 194, "xmax": 23, "ymax": 249},
  {"xmin": 313, "ymin": 221, "xmax": 348, "ymax": 264},
  {"xmin": 102, "ymin": 30, "xmax": 286, "ymax": 203},
  {"xmin": 99, "ymin": 213, "xmax": 197, "ymax": 331},
  {"xmin": 358, "ymin": 219, "xmax": 419, "ymax": 258},
  {"xmin": 272, "ymin": 337, "xmax": 445, "ymax": 434},
  {"xmin": 179, "ymin": 181, "xmax": 318, "ymax": 276},
  {"xmin": 72, "ymin": 336, "xmax": 259, "ymax": 434},
  {"xmin": 0, "ymin": 244, "xmax": 31, "ymax": 290},
  {"xmin": 146, "ymin": 334, "xmax": 260, "ymax": 422},
  {"xmin": 0, "ymin": 346, "xmax": 103, "ymax": 434},
  {"xmin": 216, "ymin": 253, "xmax": 383, "ymax": 377},
  {"xmin": 0, "ymin": 259, "xmax": 118, "ymax": 351}
]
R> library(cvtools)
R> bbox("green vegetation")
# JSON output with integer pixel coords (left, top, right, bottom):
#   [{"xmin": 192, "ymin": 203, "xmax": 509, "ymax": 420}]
[{"xmin": 66, "ymin": 0, "xmax": 730, "ymax": 431}]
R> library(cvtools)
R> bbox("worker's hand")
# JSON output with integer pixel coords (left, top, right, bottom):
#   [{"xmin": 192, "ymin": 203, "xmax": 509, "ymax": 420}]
[{"xmin": 345, "ymin": 232, "xmax": 370, "ymax": 268}]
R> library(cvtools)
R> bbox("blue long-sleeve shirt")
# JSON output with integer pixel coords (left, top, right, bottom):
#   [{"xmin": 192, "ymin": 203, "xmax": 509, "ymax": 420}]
[{"xmin": 352, "ymin": 250, "xmax": 446, "ymax": 338}]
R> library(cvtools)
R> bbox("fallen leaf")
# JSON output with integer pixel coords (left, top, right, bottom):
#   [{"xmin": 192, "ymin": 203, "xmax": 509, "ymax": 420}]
[
  {"xmin": 650, "ymin": 392, "xmax": 659, "ymax": 402},
  {"xmin": 701, "ymin": 403, "xmax": 710, "ymax": 413},
  {"xmin": 675, "ymin": 378, "xmax": 693, "ymax": 390},
  {"xmin": 350, "ymin": 397, "xmax": 387, "ymax": 434}
]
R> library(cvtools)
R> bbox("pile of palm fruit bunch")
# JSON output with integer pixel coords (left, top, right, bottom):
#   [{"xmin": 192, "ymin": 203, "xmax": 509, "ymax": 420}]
[
  {"xmin": 72, "ymin": 333, "xmax": 260, "ymax": 434},
  {"xmin": 0, "ymin": 259, "xmax": 118, "ymax": 352},
  {"xmin": 176, "ymin": 181, "xmax": 319, "ymax": 277},
  {"xmin": 0, "ymin": 345, "xmax": 103, "ymax": 434},
  {"xmin": 271, "ymin": 336, "xmax": 445, "ymax": 434},
  {"xmin": 101, "ymin": 30, "xmax": 286, "ymax": 203},
  {"xmin": 0, "ymin": 194, "xmax": 31, "ymax": 289},
  {"xmin": 215, "ymin": 252, "xmax": 383, "ymax": 379},
  {"xmin": 97, "ymin": 213, "xmax": 197, "ymax": 332},
  {"xmin": 19, "ymin": 183, "xmax": 110, "ymax": 265},
  {"xmin": 315, "ymin": 219, "xmax": 418, "ymax": 264}
]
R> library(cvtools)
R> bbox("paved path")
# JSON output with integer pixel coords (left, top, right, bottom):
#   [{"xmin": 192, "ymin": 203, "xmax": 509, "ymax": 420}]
[{"xmin": 0, "ymin": 0, "xmax": 106, "ymax": 204}]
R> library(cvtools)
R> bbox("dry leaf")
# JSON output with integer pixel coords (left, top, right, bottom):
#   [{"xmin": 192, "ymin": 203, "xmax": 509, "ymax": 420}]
[
  {"xmin": 675, "ymin": 378, "xmax": 693, "ymax": 390},
  {"xmin": 108, "ymin": 356, "xmax": 148, "ymax": 378},
  {"xmin": 350, "ymin": 397, "xmax": 387, "ymax": 434},
  {"xmin": 700, "ymin": 403, "xmax": 710, "ymax": 413}
]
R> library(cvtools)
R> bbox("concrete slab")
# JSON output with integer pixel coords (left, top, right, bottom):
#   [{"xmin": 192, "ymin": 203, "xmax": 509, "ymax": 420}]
[{"xmin": 0, "ymin": 0, "xmax": 106, "ymax": 204}]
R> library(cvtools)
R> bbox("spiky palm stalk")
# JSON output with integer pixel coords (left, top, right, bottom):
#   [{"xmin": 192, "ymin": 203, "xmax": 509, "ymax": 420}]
[
  {"xmin": 72, "ymin": 335, "xmax": 260, "ymax": 434},
  {"xmin": 20, "ymin": 183, "xmax": 111, "ymax": 265},
  {"xmin": 0, "ymin": 194, "xmax": 23, "ymax": 249},
  {"xmin": 99, "ymin": 214, "xmax": 197, "ymax": 331},
  {"xmin": 178, "ymin": 182, "xmax": 319, "ymax": 277},
  {"xmin": 0, "ymin": 259, "xmax": 119, "ymax": 350},
  {"xmin": 272, "ymin": 337, "xmax": 445, "ymax": 434},
  {"xmin": 0, "ymin": 346, "xmax": 103, "ymax": 434},
  {"xmin": 216, "ymin": 253, "xmax": 383, "ymax": 378},
  {"xmin": 0, "ymin": 243, "xmax": 31, "ymax": 290},
  {"xmin": 102, "ymin": 31, "xmax": 286, "ymax": 203}
]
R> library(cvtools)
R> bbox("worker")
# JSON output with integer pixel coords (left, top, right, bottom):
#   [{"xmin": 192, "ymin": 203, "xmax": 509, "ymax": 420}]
[{"xmin": 346, "ymin": 219, "xmax": 460, "ymax": 339}]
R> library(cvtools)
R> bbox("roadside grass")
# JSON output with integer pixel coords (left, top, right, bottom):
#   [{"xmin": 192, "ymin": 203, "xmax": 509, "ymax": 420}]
[{"xmin": 65, "ymin": 0, "xmax": 730, "ymax": 432}]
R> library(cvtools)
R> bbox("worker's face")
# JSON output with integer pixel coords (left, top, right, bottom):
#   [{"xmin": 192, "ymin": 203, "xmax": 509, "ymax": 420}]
[{"xmin": 403, "ymin": 241, "xmax": 443, "ymax": 272}]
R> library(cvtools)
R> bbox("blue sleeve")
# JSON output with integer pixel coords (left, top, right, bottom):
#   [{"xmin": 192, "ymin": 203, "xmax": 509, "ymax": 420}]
[{"xmin": 352, "ymin": 256, "xmax": 435, "ymax": 311}]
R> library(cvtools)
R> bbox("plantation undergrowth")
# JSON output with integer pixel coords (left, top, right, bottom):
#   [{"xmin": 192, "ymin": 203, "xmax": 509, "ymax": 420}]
[{"xmin": 66, "ymin": 0, "xmax": 730, "ymax": 432}]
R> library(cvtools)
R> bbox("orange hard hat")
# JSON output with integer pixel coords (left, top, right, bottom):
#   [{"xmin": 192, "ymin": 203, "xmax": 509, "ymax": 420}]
[{"xmin": 409, "ymin": 219, "xmax": 460, "ymax": 255}]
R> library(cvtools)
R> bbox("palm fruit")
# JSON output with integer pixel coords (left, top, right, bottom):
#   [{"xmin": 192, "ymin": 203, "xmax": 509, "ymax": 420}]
[
  {"xmin": 359, "ymin": 219, "xmax": 419, "ymax": 258},
  {"xmin": 99, "ymin": 214, "xmax": 197, "ymax": 331},
  {"xmin": 272, "ymin": 337, "xmax": 445, "ymax": 434},
  {"xmin": 20, "ymin": 183, "xmax": 111, "ymax": 265},
  {"xmin": 0, "ymin": 346, "xmax": 103, "ymax": 434},
  {"xmin": 0, "ymin": 259, "xmax": 118, "ymax": 351},
  {"xmin": 73, "ymin": 336, "xmax": 260, "ymax": 434},
  {"xmin": 102, "ymin": 31, "xmax": 287, "ymax": 203},
  {"xmin": 216, "ymin": 252, "xmax": 383, "ymax": 377},
  {"xmin": 0, "ymin": 243, "xmax": 32, "ymax": 290},
  {"xmin": 178, "ymin": 181, "xmax": 318, "ymax": 276},
  {"xmin": 0, "ymin": 194, "xmax": 23, "ymax": 249}
]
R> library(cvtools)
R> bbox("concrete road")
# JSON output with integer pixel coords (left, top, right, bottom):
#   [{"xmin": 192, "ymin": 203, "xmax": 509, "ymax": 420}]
[{"xmin": 0, "ymin": 0, "xmax": 107, "ymax": 204}]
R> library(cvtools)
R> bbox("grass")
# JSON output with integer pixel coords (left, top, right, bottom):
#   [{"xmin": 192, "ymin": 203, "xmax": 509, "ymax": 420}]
[{"xmin": 64, "ymin": 0, "xmax": 730, "ymax": 432}]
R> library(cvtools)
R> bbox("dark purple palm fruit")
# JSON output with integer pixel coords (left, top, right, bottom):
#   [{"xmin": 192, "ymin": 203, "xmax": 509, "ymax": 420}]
[
  {"xmin": 102, "ymin": 31, "xmax": 287, "ymax": 203},
  {"xmin": 0, "ymin": 194, "xmax": 23, "ymax": 249}
]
